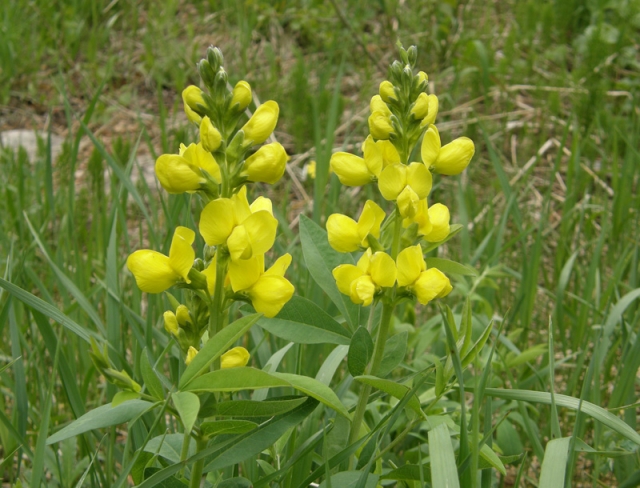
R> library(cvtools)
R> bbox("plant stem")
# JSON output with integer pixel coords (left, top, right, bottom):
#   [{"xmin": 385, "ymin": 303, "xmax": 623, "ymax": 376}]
[{"xmin": 189, "ymin": 437, "xmax": 208, "ymax": 488}]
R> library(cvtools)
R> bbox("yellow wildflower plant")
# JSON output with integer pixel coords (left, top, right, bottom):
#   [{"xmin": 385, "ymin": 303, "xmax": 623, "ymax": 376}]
[
  {"xmin": 378, "ymin": 162, "xmax": 433, "ymax": 218},
  {"xmin": 242, "ymin": 141, "xmax": 288, "ymax": 184},
  {"xmin": 330, "ymin": 136, "xmax": 383, "ymax": 186},
  {"xmin": 199, "ymin": 116, "xmax": 222, "ymax": 152},
  {"xmin": 182, "ymin": 85, "xmax": 206, "ymax": 124},
  {"xmin": 241, "ymin": 100, "xmax": 279, "ymax": 145},
  {"xmin": 396, "ymin": 245, "xmax": 452, "ymax": 304},
  {"xmin": 127, "ymin": 226, "xmax": 196, "ymax": 293},
  {"xmin": 327, "ymin": 200, "xmax": 386, "ymax": 253},
  {"xmin": 185, "ymin": 346, "xmax": 198, "ymax": 366},
  {"xmin": 230, "ymin": 80, "xmax": 252, "ymax": 111},
  {"xmin": 421, "ymin": 124, "xmax": 475, "ymax": 175},
  {"xmin": 221, "ymin": 346, "xmax": 250, "ymax": 369},
  {"xmin": 333, "ymin": 249, "xmax": 397, "ymax": 306}
]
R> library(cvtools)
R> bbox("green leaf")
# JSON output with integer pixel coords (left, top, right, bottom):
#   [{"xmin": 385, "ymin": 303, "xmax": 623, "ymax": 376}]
[
  {"xmin": 425, "ymin": 257, "xmax": 478, "ymax": 276},
  {"xmin": 480, "ymin": 444, "xmax": 507, "ymax": 475},
  {"xmin": 348, "ymin": 327, "xmax": 373, "ymax": 377},
  {"xmin": 47, "ymin": 401, "xmax": 156, "ymax": 445},
  {"xmin": 299, "ymin": 215, "xmax": 359, "ymax": 329},
  {"xmin": 140, "ymin": 350, "xmax": 164, "ymax": 400},
  {"xmin": 272, "ymin": 372, "xmax": 351, "ymax": 419},
  {"xmin": 538, "ymin": 437, "xmax": 571, "ymax": 488},
  {"xmin": 484, "ymin": 388, "xmax": 640, "ymax": 445},
  {"xmin": 257, "ymin": 296, "xmax": 351, "ymax": 345},
  {"xmin": 217, "ymin": 478, "xmax": 253, "ymax": 488},
  {"xmin": 315, "ymin": 345, "xmax": 349, "ymax": 385},
  {"xmin": 201, "ymin": 420, "xmax": 258, "ymax": 436},
  {"xmin": 171, "ymin": 392, "xmax": 199, "ymax": 434},
  {"xmin": 183, "ymin": 367, "xmax": 290, "ymax": 393},
  {"xmin": 179, "ymin": 314, "xmax": 261, "ymax": 388},
  {"xmin": 354, "ymin": 375, "xmax": 422, "ymax": 416},
  {"xmin": 381, "ymin": 464, "xmax": 429, "ymax": 481},
  {"xmin": 506, "ymin": 344, "xmax": 547, "ymax": 368},
  {"xmin": 145, "ymin": 434, "xmax": 195, "ymax": 464},
  {"xmin": 112, "ymin": 391, "xmax": 140, "ymax": 407},
  {"xmin": 210, "ymin": 397, "xmax": 308, "ymax": 417},
  {"xmin": 142, "ymin": 468, "xmax": 189, "ymax": 487},
  {"xmin": 202, "ymin": 398, "xmax": 319, "ymax": 473},
  {"xmin": 429, "ymin": 422, "xmax": 460, "ymax": 488},
  {"xmin": 318, "ymin": 472, "xmax": 379, "ymax": 488},
  {"xmin": 378, "ymin": 331, "xmax": 408, "ymax": 377}
]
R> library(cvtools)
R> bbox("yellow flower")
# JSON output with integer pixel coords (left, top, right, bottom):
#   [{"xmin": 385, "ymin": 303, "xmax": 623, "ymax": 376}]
[
  {"xmin": 163, "ymin": 311, "xmax": 179, "ymax": 336},
  {"xmin": 242, "ymin": 100, "xmax": 279, "ymax": 145},
  {"xmin": 185, "ymin": 346, "xmax": 198, "ymax": 366},
  {"xmin": 127, "ymin": 226, "xmax": 195, "ymax": 293},
  {"xmin": 332, "ymin": 249, "xmax": 397, "ymax": 306},
  {"xmin": 228, "ymin": 254, "xmax": 294, "ymax": 317},
  {"xmin": 396, "ymin": 245, "xmax": 452, "ymax": 304},
  {"xmin": 411, "ymin": 93, "xmax": 430, "ymax": 120},
  {"xmin": 182, "ymin": 86, "xmax": 205, "ymax": 124},
  {"xmin": 378, "ymin": 163, "xmax": 433, "ymax": 217},
  {"xmin": 176, "ymin": 304, "xmax": 192, "ymax": 327},
  {"xmin": 376, "ymin": 139, "xmax": 401, "ymax": 167},
  {"xmin": 417, "ymin": 71, "xmax": 428, "ymax": 86},
  {"xmin": 243, "ymin": 142, "xmax": 288, "ymax": 184},
  {"xmin": 221, "ymin": 347, "xmax": 250, "ymax": 368},
  {"xmin": 200, "ymin": 116, "xmax": 222, "ymax": 152},
  {"xmin": 370, "ymin": 95, "xmax": 391, "ymax": 116},
  {"xmin": 327, "ymin": 200, "xmax": 386, "ymax": 253},
  {"xmin": 368, "ymin": 110, "xmax": 394, "ymax": 140},
  {"xmin": 421, "ymin": 124, "xmax": 475, "ymax": 175},
  {"xmin": 423, "ymin": 203, "xmax": 450, "ymax": 242},
  {"xmin": 202, "ymin": 254, "xmax": 217, "ymax": 296},
  {"xmin": 180, "ymin": 142, "xmax": 221, "ymax": 182},
  {"xmin": 199, "ymin": 186, "xmax": 278, "ymax": 261},
  {"xmin": 420, "ymin": 95, "xmax": 439, "ymax": 127},
  {"xmin": 231, "ymin": 80, "xmax": 252, "ymax": 111},
  {"xmin": 330, "ymin": 136, "xmax": 382, "ymax": 186},
  {"xmin": 379, "ymin": 80, "xmax": 396, "ymax": 102},
  {"xmin": 155, "ymin": 142, "xmax": 220, "ymax": 194}
]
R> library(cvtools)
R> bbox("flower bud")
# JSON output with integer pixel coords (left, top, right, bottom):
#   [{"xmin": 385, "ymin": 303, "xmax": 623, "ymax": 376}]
[
  {"xmin": 411, "ymin": 92, "xmax": 429, "ymax": 120},
  {"xmin": 424, "ymin": 203, "xmax": 450, "ymax": 242},
  {"xmin": 182, "ymin": 86, "xmax": 205, "ymax": 124},
  {"xmin": 379, "ymin": 80, "xmax": 396, "ymax": 103},
  {"xmin": 407, "ymin": 46, "xmax": 418, "ymax": 66},
  {"xmin": 176, "ymin": 305, "xmax": 192, "ymax": 327},
  {"xmin": 420, "ymin": 95, "xmax": 439, "ymax": 127},
  {"xmin": 199, "ymin": 116, "xmax": 222, "ymax": 152},
  {"xmin": 432, "ymin": 137, "xmax": 475, "ymax": 176},
  {"xmin": 185, "ymin": 346, "xmax": 198, "ymax": 366},
  {"xmin": 198, "ymin": 60, "xmax": 216, "ymax": 87},
  {"xmin": 155, "ymin": 154, "xmax": 203, "ymax": 193},
  {"xmin": 243, "ymin": 142, "xmax": 288, "ymax": 184},
  {"xmin": 221, "ymin": 346, "xmax": 250, "ymax": 369},
  {"xmin": 163, "ymin": 311, "xmax": 179, "ymax": 336},
  {"xmin": 368, "ymin": 110, "xmax": 394, "ymax": 140},
  {"xmin": 417, "ymin": 71, "xmax": 428, "ymax": 86},
  {"xmin": 207, "ymin": 46, "xmax": 224, "ymax": 72},
  {"xmin": 241, "ymin": 101, "xmax": 279, "ymax": 145},
  {"xmin": 231, "ymin": 80, "xmax": 252, "ymax": 111},
  {"xmin": 370, "ymin": 95, "xmax": 391, "ymax": 116}
]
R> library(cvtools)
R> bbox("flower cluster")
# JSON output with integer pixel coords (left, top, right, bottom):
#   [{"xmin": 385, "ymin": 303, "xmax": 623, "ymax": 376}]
[
  {"xmin": 328, "ymin": 46, "xmax": 474, "ymax": 308},
  {"xmin": 125, "ymin": 47, "xmax": 294, "ymax": 366}
]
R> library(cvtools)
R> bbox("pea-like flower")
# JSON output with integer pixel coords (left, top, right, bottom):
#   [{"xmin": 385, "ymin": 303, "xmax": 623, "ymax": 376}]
[
  {"xmin": 241, "ymin": 100, "xmax": 279, "ymax": 145},
  {"xmin": 185, "ymin": 346, "xmax": 198, "ymax": 366},
  {"xmin": 379, "ymin": 80, "xmax": 397, "ymax": 102},
  {"xmin": 419, "ymin": 94, "xmax": 439, "ymax": 127},
  {"xmin": 411, "ymin": 93, "xmax": 438, "ymax": 123},
  {"xmin": 330, "ymin": 136, "xmax": 383, "ymax": 186},
  {"xmin": 333, "ymin": 249, "xmax": 397, "ymax": 306},
  {"xmin": 182, "ymin": 86, "xmax": 206, "ymax": 124},
  {"xmin": 242, "ymin": 142, "xmax": 288, "ymax": 184},
  {"xmin": 396, "ymin": 245, "xmax": 452, "ymax": 304},
  {"xmin": 368, "ymin": 95, "xmax": 395, "ymax": 140},
  {"xmin": 421, "ymin": 124, "xmax": 475, "ymax": 176},
  {"xmin": 200, "ymin": 116, "xmax": 222, "ymax": 152},
  {"xmin": 228, "ymin": 253, "xmax": 295, "ymax": 317},
  {"xmin": 378, "ymin": 163, "xmax": 433, "ymax": 218},
  {"xmin": 127, "ymin": 226, "xmax": 195, "ymax": 293},
  {"xmin": 221, "ymin": 346, "xmax": 250, "ymax": 368},
  {"xmin": 404, "ymin": 201, "xmax": 450, "ymax": 242},
  {"xmin": 327, "ymin": 200, "xmax": 386, "ymax": 253},
  {"xmin": 199, "ymin": 186, "xmax": 278, "ymax": 261},
  {"xmin": 155, "ymin": 142, "xmax": 221, "ymax": 194},
  {"xmin": 231, "ymin": 80, "xmax": 252, "ymax": 111}
]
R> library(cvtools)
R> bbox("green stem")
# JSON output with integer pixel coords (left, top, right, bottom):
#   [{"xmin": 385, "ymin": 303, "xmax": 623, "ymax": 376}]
[
  {"xmin": 179, "ymin": 430, "xmax": 191, "ymax": 478},
  {"xmin": 189, "ymin": 436, "xmax": 208, "ymax": 488}
]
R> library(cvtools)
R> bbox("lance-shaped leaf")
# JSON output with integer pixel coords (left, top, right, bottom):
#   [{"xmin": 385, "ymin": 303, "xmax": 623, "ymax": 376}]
[{"xmin": 355, "ymin": 375, "xmax": 423, "ymax": 416}]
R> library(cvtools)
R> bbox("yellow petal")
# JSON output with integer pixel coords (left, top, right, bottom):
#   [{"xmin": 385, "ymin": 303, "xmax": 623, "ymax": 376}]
[
  {"xmin": 368, "ymin": 110, "xmax": 394, "ymax": 140},
  {"xmin": 231, "ymin": 80, "xmax": 252, "ymax": 111},
  {"xmin": 407, "ymin": 162, "xmax": 433, "ymax": 199},
  {"xmin": 413, "ymin": 199, "xmax": 433, "ymax": 236},
  {"xmin": 411, "ymin": 92, "xmax": 429, "ymax": 120},
  {"xmin": 327, "ymin": 214, "xmax": 360, "ymax": 253},
  {"xmin": 332, "ymin": 264, "xmax": 364, "ymax": 296},
  {"xmin": 185, "ymin": 346, "xmax": 198, "ymax": 366},
  {"xmin": 378, "ymin": 164, "xmax": 407, "ymax": 201},
  {"xmin": 369, "ymin": 252, "xmax": 397, "ymax": 288},
  {"xmin": 379, "ymin": 80, "xmax": 396, "ymax": 102},
  {"xmin": 155, "ymin": 154, "xmax": 203, "ymax": 194},
  {"xmin": 227, "ymin": 225, "xmax": 252, "ymax": 261},
  {"xmin": 183, "ymin": 142, "xmax": 221, "ymax": 183},
  {"xmin": 169, "ymin": 226, "xmax": 196, "ymax": 283},
  {"xmin": 356, "ymin": 248, "xmax": 373, "ymax": 274},
  {"xmin": 414, "ymin": 268, "xmax": 452, "ymax": 304},
  {"xmin": 250, "ymin": 196, "xmax": 273, "ymax": 215},
  {"xmin": 377, "ymin": 139, "xmax": 400, "ymax": 167},
  {"xmin": 182, "ymin": 85, "xmax": 205, "ymax": 111},
  {"xmin": 362, "ymin": 135, "xmax": 383, "ymax": 177},
  {"xmin": 231, "ymin": 186, "xmax": 252, "ymax": 223},
  {"xmin": 249, "ymin": 275, "xmax": 295, "ymax": 317},
  {"xmin": 176, "ymin": 304, "xmax": 192, "ymax": 326},
  {"xmin": 228, "ymin": 255, "xmax": 263, "ymax": 292},
  {"xmin": 202, "ymin": 256, "xmax": 217, "ymax": 296},
  {"xmin": 163, "ymin": 311, "xmax": 179, "ymax": 335},
  {"xmin": 221, "ymin": 347, "xmax": 251, "ymax": 368},
  {"xmin": 397, "ymin": 186, "xmax": 420, "ymax": 218},
  {"xmin": 357, "ymin": 200, "xmax": 386, "ymax": 242},
  {"xmin": 421, "ymin": 125, "xmax": 441, "ymax": 168},
  {"xmin": 199, "ymin": 198, "xmax": 236, "ymax": 246},
  {"xmin": 243, "ymin": 142, "xmax": 288, "ymax": 184},
  {"xmin": 396, "ymin": 245, "xmax": 425, "ymax": 287},
  {"xmin": 127, "ymin": 250, "xmax": 177, "ymax": 293},
  {"xmin": 421, "ymin": 95, "xmax": 439, "ymax": 127},
  {"xmin": 417, "ymin": 71, "xmax": 428, "ymax": 85},
  {"xmin": 423, "ymin": 203, "xmax": 450, "ymax": 242},
  {"xmin": 199, "ymin": 116, "xmax": 222, "ymax": 152},
  {"xmin": 330, "ymin": 152, "xmax": 372, "ymax": 187},
  {"xmin": 351, "ymin": 275, "xmax": 375, "ymax": 306},
  {"xmin": 241, "ymin": 100, "xmax": 279, "ymax": 145},
  {"xmin": 370, "ymin": 95, "xmax": 391, "ymax": 116},
  {"xmin": 184, "ymin": 104, "xmax": 202, "ymax": 124},
  {"xmin": 243, "ymin": 211, "xmax": 278, "ymax": 257},
  {"xmin": 433, "ymin": 137, "xmax": 475, "ymax": 176},
  {"xmin": 264, "ymin": 253, "xmax": 292, "ymax": 277}
]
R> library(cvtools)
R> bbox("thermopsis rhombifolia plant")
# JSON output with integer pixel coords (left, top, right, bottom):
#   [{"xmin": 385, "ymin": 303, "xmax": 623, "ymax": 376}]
[{"xmin": 47, "ymin": 45, "xmax": 495, "ymax": 487}]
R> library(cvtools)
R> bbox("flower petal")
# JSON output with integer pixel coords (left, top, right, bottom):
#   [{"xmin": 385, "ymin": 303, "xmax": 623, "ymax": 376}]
[
  {"xmin": 155, "ymin": 154, "xmax": 202, "ymax": 194},
  {"xmin": 362, "ymin": 136, "xmax": 383, "ymax": 177},
  {"xmin": 127, "ymin": 250, "xmax": 177, "ymax": 293},
  {"xmin": 433, "ymin": 137, "xmax": 475, "ymax": 176},
  {"xmin": 199, "ymin": 198, "xmax": 236, "ymax": 246},
  {"xmin": 378, "ymin": 164, "xmax": 407, "ymax": 201},
  {"xmin": 407, "ymin": 162, "xmax": 433, "ymax": 199},
  {"xmin": 396, "ymin": 245, "xmax": 426, "ymax": 287},
  {"xmin": 352, "ymin": 275, "xmax": 375, "ymax": 306},
  {"xmin": 249, "ymin": 275, "xmax": 295, "ymax": 317},
  {"xmin": 414, "ymin": 268, "xmax": 452, "ymax": 304},
  {"xmin": 221, "ymin": 347, "xmax": 250, "ymax": 369},
  {"xmin": 250, "ymin": 196, "xmax": 273, "ymax": 215},
  {"xmin": 424, "ymin": 203, "xmax": 450, "ymax": 242},
  {"xmin": 369, "ymin": 252, "xmax": 397, "ymax": 288},
  {"xmin": 421, "ymin": 124, "xmax": 441, "ymax": 168},
  {"xmin": 330, "ymin": 152, "xmax": 372, "ymax": 187},
  {"xmin": 228, "ymin": 255, "xmax": 264, "ymax": 292},
  {"xmin": 169, "ymin": 226, "xmax": 196, "ymax": 282},
  {"xmin": 377, "ymin": 140, "xmax": 400, "ymax": 167},
  {"xmin": 327, "ymin": 214, "xmax": 360, "ymax": 253},
  {"xmin": 357, "ymin": 200, "xmax": 386, "ymax": 242},
  {"xmin": 202, "ymin": 255, "xmax": 217, "ymax": 296},
  {"xmin": 243, "ymin": 211, "xmax": 278, "ymax": 257},
  {"xmin": 264, "ymin": 253, "xmax": 292, "ymax": 277},
  {"xmin": 333, "ymin": 264, "xmax": 364, "ymax": 296},
  {"xmin": 397, "ymin": 186, "xmax": 420, "ymax": 218},
  {"xmin": 241, "ymin": 100, "xmax": 279, "ymax": 145}
]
